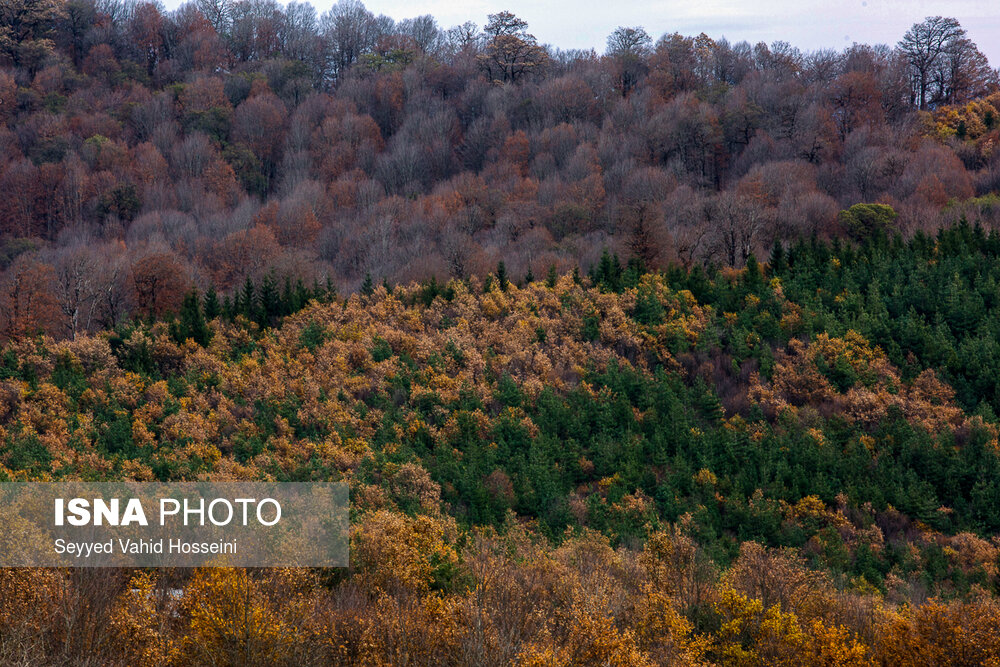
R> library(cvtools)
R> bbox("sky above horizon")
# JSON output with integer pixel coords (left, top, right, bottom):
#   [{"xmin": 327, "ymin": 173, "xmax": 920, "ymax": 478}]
[{"xmin": 165, "ymin": 0, "xmax": 1000, "ymax": 68}]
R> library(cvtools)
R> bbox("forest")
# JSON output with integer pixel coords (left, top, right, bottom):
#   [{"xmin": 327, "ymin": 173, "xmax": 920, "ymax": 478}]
[
  {"xmin": 0, "ymin": 0, "xmax": 999, "ymax": 338},
  {"xmin": 3, "ymin": 227, "xmax": 1000, "ymax": 663},
  {"xmin": 4, "ymin": 0, "xmax": 1000, "ymax": 664}
]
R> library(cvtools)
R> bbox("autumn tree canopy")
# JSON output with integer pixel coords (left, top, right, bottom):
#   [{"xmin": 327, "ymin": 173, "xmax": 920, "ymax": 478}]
[{"xmin": 0, "ymin": 3, "xmax": 996, "ymax": 341}]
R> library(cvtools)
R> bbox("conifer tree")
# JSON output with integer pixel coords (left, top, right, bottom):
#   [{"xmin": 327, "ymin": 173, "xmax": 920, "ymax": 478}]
[
  {"xmin": 496, "ymin": 262, "xmax": 508, "ymax": 291},
  {"xmin": 240, "ymin": 277, "xmax": 256, "ymax": 320},
  {"xmin": 546, "ymin": 264, "xmax": 558, "ymax": 288},
  {"xmin": 203, "ymin": 285, "xmax": 220, "ymax": 320},
  {"xmin": 172, "ymin": 289, "xmax": 211, "ymax": 346}
]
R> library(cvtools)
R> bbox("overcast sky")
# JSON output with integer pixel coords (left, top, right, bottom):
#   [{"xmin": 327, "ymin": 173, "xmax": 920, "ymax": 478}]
[
  {"xmin": 163, "ymin": 0, "xmax": 1000, "ymax": 67},
  {"xmin": 391, "ymin": 0, "xmax": 1000, "ymax": 63}
]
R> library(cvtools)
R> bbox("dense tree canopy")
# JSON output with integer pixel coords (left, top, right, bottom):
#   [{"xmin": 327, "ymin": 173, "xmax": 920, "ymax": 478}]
[
  {"xmin": 0, "ymin": 4, "xmax": 997, "ymax": 342},
  {"xmin": 3, "ymin": 229, "xmax": 1000, "ymax": 662},
  {"xmin": 1, "ymin": 7, "xmax": 1000, "ymax": 661}
]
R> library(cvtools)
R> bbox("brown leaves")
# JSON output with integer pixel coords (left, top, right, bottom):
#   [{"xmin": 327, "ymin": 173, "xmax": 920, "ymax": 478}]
[
  {"xmin": 875, "ymin": 597, "xmax": 1000, "ymax": 666},
  {"xmin": 751, "ymin": 331, "xmax": 972, "ymax": 436},
  {"xmin": 130, "ymin": 252, "xmax": 190, "ymax": 319},
  {"xmin": 351, "ymin": 510, "xmax": 459, "ymax": 596},
  {"xmin": 0, "ymin": 255, "xmax": 62, "ymax": 340}
]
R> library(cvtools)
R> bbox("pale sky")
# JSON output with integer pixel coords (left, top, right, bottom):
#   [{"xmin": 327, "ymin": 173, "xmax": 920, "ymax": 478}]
[
  {"xmin": 166, "ymin": 0, "xmax": 1000, "ymax": 67},
  {"xmin": 388, "ymin": 0, "xmax": 1000, "ymax": 64}
]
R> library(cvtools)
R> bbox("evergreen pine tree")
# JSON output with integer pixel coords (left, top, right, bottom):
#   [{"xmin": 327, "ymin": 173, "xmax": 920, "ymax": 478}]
[
  {"xmin": 611, "ymin": 253, "xmax": 623, "ymax": 290},
  {"xmin": 361, "ymin": 272, "xmax": 374, "ymax": 296},
  {"xmin": 258, "ymin": 273, "xmax": 279, "ymax": 326},
  {"xmin": 421, "ymin": 276, "xmax": 440, "ymax": 306},
  {"xmin": 744, "ymin": 253, "xmax": 762, "ymax": 290},
  {"xmin": 203, "ymin": 285, "xmax": 220, "ymax": 320},
  {"xmin": 624, "ymin": 257, "xmax": 644, "ymax": 288},
  {"xmin": 175, "ymin": 289, "xmax": 211, "ymax": 346},
  {"xmin": 241, "ymin": 277, "xmax": 256, "ymax": 320},
  {"xmin": 295, "ymin": 279, "xmax": 310, "ymax": 309},
  {"xmin": 633, "ymin": 285, "xmax": 664, "ymax": 325},
  {"xmin": 282, "ymin": 276, "xmax": 295, "ymax": 315},
  {"xmin": 546, "ymin": 264, "xmax": 558, "ymax": 288},
  {"xmin": 591, "ymin": 249, "xmax": 626, "ymax": 292},
  {"xmin": 768, "ymin": 240, "xmax": 786, "ymax": 275},
  {"xmin": 496, "ymin": 261, "xmax": 508, "ymax": 291}
]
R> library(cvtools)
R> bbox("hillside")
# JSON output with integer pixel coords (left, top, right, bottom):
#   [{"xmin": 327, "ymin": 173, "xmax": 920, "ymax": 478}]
[
  {"xmin": 1, "ymin": 4, "xmax": 1000, "ymax": 341},
  {"xmin": 5, "ymin": 225, "xmax": 1000, "ymax": 663},
  {"xmin": 5, "ymin": 2, "xmax": 1000, "ymax": 661}
]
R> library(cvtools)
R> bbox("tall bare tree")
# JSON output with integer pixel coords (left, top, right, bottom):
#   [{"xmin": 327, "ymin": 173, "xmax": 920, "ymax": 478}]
[
  {"xmin": 606, "ymin": 26, "xmax": 651, "ymax": 97},
  {"xmin": 477, "ymin": 11, "xmax": 546, "ymax": 84},
  {"xmin": 898, "ymin": 16, "xmax": 964, "ymax": 109}
]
